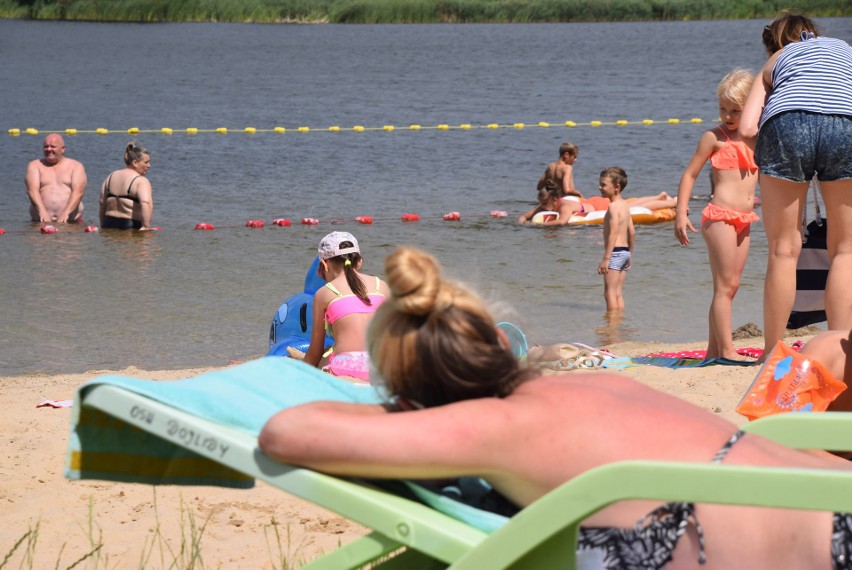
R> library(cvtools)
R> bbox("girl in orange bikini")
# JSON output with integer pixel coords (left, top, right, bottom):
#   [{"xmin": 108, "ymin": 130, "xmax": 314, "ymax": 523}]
[{"xmin": 675, "ymin": 69, "xmax": 759, "ymax": 360}]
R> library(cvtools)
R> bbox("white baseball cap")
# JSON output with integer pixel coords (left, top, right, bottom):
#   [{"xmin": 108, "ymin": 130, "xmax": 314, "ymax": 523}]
[{"xmin": 317, "ymin": 231, "xmax": 360, "ymax": 260}]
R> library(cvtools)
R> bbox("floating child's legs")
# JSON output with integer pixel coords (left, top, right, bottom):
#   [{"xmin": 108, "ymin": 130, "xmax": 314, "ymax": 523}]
[
  {"xmin": 702, "ymin": 216, "xmax": 751, "ymax": 360},
  {"xmin": 630, "ymin": 192, "xmax": 678, "ymax": 210}
]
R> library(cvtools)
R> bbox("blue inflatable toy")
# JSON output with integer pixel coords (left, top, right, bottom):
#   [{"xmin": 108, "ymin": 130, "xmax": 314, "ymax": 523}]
[{"xmin": 267, "ymin": 257, "xmax": 332, "ymax": 356}]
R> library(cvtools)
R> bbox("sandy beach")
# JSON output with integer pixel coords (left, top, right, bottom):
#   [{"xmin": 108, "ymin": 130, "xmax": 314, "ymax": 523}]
[{"xmin": 0, "ymin": 330, "xmax": 817, "ymax": 568}]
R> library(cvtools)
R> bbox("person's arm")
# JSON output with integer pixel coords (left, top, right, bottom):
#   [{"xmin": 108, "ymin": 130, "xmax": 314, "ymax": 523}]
[
  {"xmin": 740, "ymin": 55, "xmax": 778, "ymax": 145},
  {"xmin": 98, "ymin": 177, "xmax": 108, "ymax": 223},
  {"xmin": 598, "ymin": 211, "xmax": 617, "ymax": 275},
  {"xmin": 518, "ymin": 204, "xmax": 541, "ymax": 224},
  {"xmin": 56, "ymin": 161, "xmax": 87, "ymax": 223},
  {"xmin": 562, "ymin": 165, "xmax": 582, "ymax": 199},
  {"xmin": 258, "ymin": 398, "xmax": 508, "ymax": 480},
  {"xmin": 536, "ymin": 164, "xmax": 549, "ymax": 191},
  {"xmin": 675, "ymin": 131, "xmax": 715, "ymax": 245},
  {"xmin": 134, "ymin": 178, "xmax": 154, "ymax": 230},
  {"xmin": 25, "ymin": 161, "xmax": 51, "ymax": 222},
  {"xmin": 626, "ymin": 217, "xmax": 636, "ymax": 270},
  {"xmin": 303, "ymin": 289, "xmax": 330, "ymax": 367}
]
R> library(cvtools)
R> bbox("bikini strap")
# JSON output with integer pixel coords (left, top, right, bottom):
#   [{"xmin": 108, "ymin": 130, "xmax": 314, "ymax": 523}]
[
  {"xmin": 324, "ymin": 282, "xmax": 343, "ymax": 297},
  {"xmin": 373, "ymin": 276, "xmax": 381, "ymax": 294},
  {"xmin": 715, "ymin": 126, "xmax": 731, "ymax": 141},
  {"xmin": 711, "ymin": 430, "xmax": 745, "ymax": 464},
  {"xmin": 105, "ymin": 174, "xmax": 114, "ymax": 196},
  {"xmin": 126, "ymin": 175, "xmax": 141, "ymax": 197}
]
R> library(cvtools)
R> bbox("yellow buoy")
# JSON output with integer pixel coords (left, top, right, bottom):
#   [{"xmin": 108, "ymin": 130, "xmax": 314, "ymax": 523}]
[
  {"xmin": 96, "ymin": 128, "xmax": 109, "ymax": 135},
  {"xmin": 668, "ymin": 118, "xmax": 680, "ymax": 124},
  {"xmin": 26, "ymin": 128, "xmax": 39, "ymax": 135},
  {"xmin": 460, "ymin": 124, "xmax": 471, "ymax": 130},
  {"xmin": 690, "ymin": 117, "xmax": 703, "ymax": 123},
  {"xmin": 487, "ymin": 123, "xmax": 499, "ymax": 129},
  {"xmin": 616, "ymin": 120, "xmax": 629, "ymax": 126},
  {"xmin": 65, "ymin": 128, "xmax": 77, "ymax": 135},
  {"xmin": 353, "ymin": 125, "xmax": 365, "ymax": 132},
  {"xmin": 642, "ymin": 119, "xmax": 654, "ymax": 125},
  {"xmin": 564, "ymin": 121, "xmax": 577, "ymax": 127},
  {"xmin": 590, "ymin": 121, "xmax": 602, "ymax": 127},
  {"xmin": 383, "ymin": 125, "xmax": 394, "ymax": 131},
  {"xmin": 328, "ymin": 126, "xmax": 340, "ymax": 132},
  {"xmin": 161, "ymin": 127, "xmax": 174, "ymax": 134},
  {"xmin": 8, "ymin": 128, "xmax": 21, "ymax": 136},
  {"xmin": 128, "ymin": 127, "xmax": 140, "ymax": 134},
  {"xmin": 273, "ymin": 126, "xmax": 286, "ymax": 133},
  {"xmin": 216, "ymin": 127, "xmax": 228, "ymax": 134},
  {"xmin": 538, "ymin": 122, "xmax": 550, "ymax": 127},
  {"xmin": 244, "ymin": 127, "xmax": 256, "ymax": 134},
  {"xmin": 298, "ymin": 126, "xmax": 310, "ymax": 133},
  {"xmin": 437, "ymin": 124, "xmax": 449, "ymax": 130},
  {"xmin": 513, "ymin": 123, "xmax": 525, "ymax": 129},
  {"xmin": 186, "ymin": 127, "xmax": 198, "ymax": 134}
]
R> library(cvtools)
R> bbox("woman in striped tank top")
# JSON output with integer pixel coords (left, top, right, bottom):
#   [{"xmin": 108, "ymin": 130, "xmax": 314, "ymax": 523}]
[{"xmin": 741, "ymin": 11, "xmax": 852, "ymax": 362}]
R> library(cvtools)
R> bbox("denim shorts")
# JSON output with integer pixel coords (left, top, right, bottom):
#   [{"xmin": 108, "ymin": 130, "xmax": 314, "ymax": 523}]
[{"xmin": 756, "ymin": 111, "xmax": 852, "ymax": 183}]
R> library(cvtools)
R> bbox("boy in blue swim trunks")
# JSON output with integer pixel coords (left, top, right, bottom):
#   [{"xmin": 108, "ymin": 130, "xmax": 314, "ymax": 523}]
[{"xmin": 597, "ymin": 167, "xmax": 635, "ymax": 311}]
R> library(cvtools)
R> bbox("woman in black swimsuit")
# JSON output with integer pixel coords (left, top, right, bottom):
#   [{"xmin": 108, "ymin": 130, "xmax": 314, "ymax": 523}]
[
  {"xmin": 98, "ymin": 142, "xmax": 154, "ymax": 230},
  {"xmin": 260, "ymin": 246, "xmax": 852, "ymax": 569}
]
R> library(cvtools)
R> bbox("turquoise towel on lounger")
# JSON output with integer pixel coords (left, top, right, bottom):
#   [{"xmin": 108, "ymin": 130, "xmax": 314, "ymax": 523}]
[
  {"xmin": 66, "ymin": 357, "xmax": 381, "ymax": 488},
  {"xmin": 66, "ymin": 356, "xmax": 511, "ymax": 532}
]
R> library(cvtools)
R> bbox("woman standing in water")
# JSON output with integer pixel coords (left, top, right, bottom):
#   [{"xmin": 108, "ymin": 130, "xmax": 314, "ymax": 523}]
[{"xmin": 99, "ymin": 142, "xmax": 154, "ymax": 230}]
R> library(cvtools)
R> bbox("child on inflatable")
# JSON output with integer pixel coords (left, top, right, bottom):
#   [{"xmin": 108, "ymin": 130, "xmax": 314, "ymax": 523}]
[
  {"xmin": 304, "ymin": 232, "xmax": 390, "ymax": 382},
  {"xmin": 518, "ymin": 180, "xmax": 582, "ymax": 225},
  {"xmin": 675, "ymin": 69, "xmax": 759, "ymax": 360}
]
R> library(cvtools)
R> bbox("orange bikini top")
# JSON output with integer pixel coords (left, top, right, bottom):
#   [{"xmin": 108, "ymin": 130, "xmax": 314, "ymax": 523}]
[{"xmin": 709, "ymin": 127, "xmax": 757, "ymax": 171}]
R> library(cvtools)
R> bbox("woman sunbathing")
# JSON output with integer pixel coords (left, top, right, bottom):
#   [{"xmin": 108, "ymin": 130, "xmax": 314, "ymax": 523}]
[{"xmin": 260, "ymin": 246, "xmax": 852, "ymax": 569}]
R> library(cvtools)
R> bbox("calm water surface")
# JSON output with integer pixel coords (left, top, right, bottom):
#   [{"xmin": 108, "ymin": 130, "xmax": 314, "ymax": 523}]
[{"xmin": 1, "ymin": 18, "xmax": 849, "ymax": 375}]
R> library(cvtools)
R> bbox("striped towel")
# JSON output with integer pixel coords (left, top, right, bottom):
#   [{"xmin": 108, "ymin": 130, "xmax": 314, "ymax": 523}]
[{"xmin": 66, "ymin": 357, "xmax": 381, "ymax": 488}]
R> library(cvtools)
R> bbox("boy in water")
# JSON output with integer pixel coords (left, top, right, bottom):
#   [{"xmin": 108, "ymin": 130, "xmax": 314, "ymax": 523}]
[
  {"xmin": 537, "ymin": 141, "xmax": 581, "ymax": 198},
  {"xmin": 597, "ymin": 167, "xmax": 635, "ymax": 311}
]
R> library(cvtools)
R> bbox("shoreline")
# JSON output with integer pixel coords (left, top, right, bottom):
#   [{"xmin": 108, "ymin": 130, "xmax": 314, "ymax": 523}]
[{"xmin": 0, "ymin": 332, "xmax": 817, "ymax": 567}]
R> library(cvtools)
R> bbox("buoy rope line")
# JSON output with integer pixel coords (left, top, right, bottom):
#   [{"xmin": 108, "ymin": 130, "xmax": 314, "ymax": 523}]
[
  {"xmin": 0, "ymin": 211, "xmax": 522, "ymax": 235},
  {"xmin": 5, "ymin": 117, "xmax": 711, "ymax": 137}
]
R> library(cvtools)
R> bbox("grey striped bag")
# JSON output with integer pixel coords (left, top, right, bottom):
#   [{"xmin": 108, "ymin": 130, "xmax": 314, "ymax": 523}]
[{"xmin": 788, "ymin": 183, "xmax": 827, "ymax": 329}]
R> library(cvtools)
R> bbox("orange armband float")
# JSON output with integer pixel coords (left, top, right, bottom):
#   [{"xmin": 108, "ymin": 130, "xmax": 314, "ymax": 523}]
[{"xmin": 736, "ymin": 341, "xmax": 847, "ymax": 421}]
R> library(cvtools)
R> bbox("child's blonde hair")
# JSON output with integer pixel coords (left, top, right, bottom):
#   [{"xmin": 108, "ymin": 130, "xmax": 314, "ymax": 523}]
[
  {"xmin": 716, "ymin": 69, "xmax": 754, "ymax": 108},
  {"xmin": 368, "ymin": 246, "xmax": 533, "ymax": 407}
]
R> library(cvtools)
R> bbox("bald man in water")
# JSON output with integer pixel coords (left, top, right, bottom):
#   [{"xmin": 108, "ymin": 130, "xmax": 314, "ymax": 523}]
[{"xmin": 26, "ymin": 134, "xmax": 87, "ymax": 223}]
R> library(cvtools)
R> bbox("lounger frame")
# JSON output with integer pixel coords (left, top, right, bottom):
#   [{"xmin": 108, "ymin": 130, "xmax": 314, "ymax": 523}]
[{"xmin": 80, "ymin": 385, "xmax": 852, "ymax": 570}]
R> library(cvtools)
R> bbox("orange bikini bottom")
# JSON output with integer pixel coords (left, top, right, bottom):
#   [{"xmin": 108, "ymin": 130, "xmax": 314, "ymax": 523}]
[{"xmin": 701, "ymin": 203, "xmax": 759, "ymax": 235}]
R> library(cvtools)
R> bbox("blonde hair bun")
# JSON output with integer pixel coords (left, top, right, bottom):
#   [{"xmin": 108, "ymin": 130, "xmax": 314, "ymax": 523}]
[{"xmin": 384, "ymin": 246, "xmax": 452, "ymax": 317}]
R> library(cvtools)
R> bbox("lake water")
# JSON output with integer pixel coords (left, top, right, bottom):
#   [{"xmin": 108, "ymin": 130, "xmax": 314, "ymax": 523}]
[{"xmin": 1, "ymin": 18, "xmax": 849, "ymax": 375}]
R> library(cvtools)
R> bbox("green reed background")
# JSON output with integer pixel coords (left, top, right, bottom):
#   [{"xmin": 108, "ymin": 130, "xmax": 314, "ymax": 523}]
[{"xmin": 0, "ymin": 0, "xmax": 847, "ymax": 23}]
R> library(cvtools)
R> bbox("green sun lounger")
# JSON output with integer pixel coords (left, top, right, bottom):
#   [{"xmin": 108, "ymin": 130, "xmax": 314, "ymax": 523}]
[{"xmin": 66, "ymin": 358, "xmax": 852, "ymax": 569}]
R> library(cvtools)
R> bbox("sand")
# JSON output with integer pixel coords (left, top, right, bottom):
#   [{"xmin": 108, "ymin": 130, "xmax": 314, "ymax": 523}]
[{"xmin": 0, "ymin": 331, "xmax": 816, "ymax": 569}]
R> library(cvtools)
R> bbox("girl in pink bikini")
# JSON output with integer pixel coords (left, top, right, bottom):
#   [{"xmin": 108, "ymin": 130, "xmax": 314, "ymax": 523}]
[
  {"xmin": 304, "ymin": 232, "xmax": 390, "ymax": 382},
  {"xmin": 675, "ymin": 69, "xmax": 759, "ymax": 360}
]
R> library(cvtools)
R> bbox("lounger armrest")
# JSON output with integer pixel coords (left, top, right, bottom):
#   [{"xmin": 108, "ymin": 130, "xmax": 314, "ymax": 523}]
[
  {"xmin": 743, "ymin": 411, "xmax": 852, "ymax": 450},
  {"xmin": 452, "ymin": 460, "xmax": 852, "ymax": 569}
]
